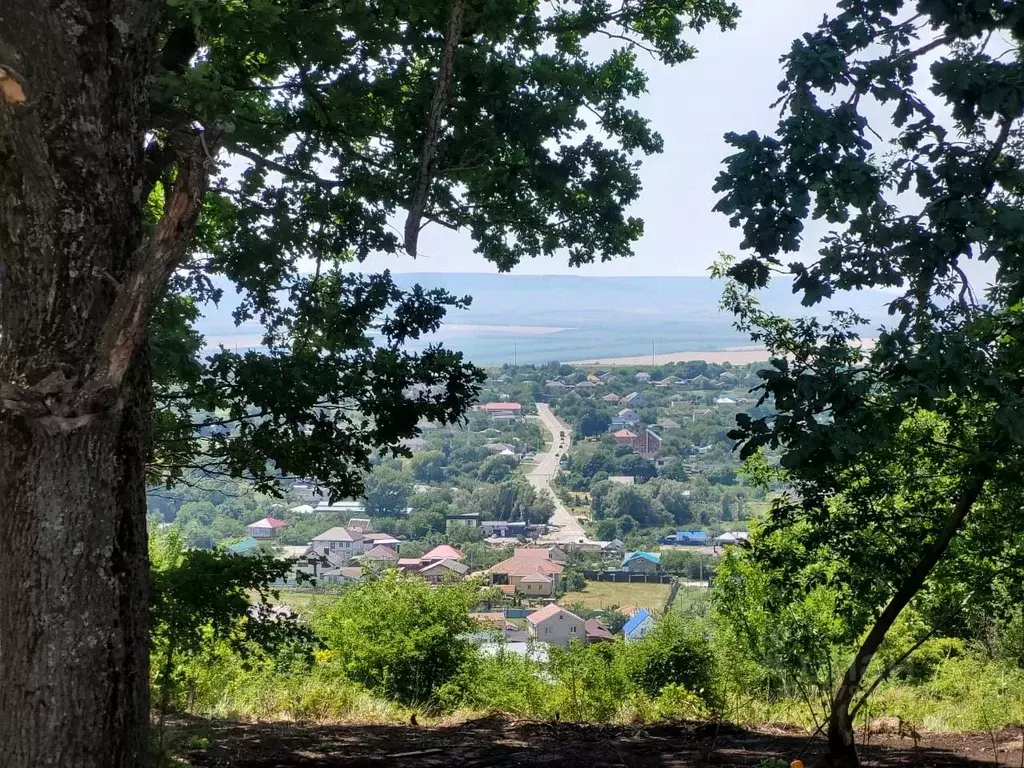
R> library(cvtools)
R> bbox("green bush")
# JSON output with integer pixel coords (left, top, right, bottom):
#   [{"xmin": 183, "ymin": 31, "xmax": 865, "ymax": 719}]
[
  {"xmin": 309, "ymin": 572, "xmax": 479, "ymax": 706},
  {"xmin": 626, "ymin": 614, "xmax": 720, "ymax": 713}
]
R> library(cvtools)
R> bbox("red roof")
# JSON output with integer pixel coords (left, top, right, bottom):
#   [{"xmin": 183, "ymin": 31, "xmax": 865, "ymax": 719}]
[
  {"xmin": 247, "ymin": 517, "xmax": 291, "ymax": 529},
  {"xmin": 398, "ymin": 558, "xmax": 424, "ymax": 567},
  {"xmin": 421, "ymin": 544, "xmax": 465, "ymax": 562},
  {"xmin": 613, "ymin": 429, "xmax": 637, "ymax": 438},
  {"xmin": 527, "ymin": 604, "xmax": 580, "ymax": 625},
  {"xmin": 479, "ymin": 402, "xmax": 522, "ymax": 412}
]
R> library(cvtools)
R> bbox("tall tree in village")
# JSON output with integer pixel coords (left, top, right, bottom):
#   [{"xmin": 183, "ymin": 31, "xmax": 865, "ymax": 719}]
[
  {"xmin": 0, "ymin": 0, "xmax": 738, "ymax": 765},
  {"xmin": 715, "ymin": 2, "xmax": 1024, "ymax": 765}
]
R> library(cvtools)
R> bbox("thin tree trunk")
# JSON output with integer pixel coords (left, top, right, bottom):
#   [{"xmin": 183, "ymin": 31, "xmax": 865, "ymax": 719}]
[{"xmin": 827, "ymin": 476, "xmax": 988, "ymax": 768}]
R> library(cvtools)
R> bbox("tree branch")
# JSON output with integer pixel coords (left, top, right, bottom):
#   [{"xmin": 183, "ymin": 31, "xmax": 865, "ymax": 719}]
[
  {"xmin": 95, "ymin": 131, "xmax": 219, "ymax": 396},
  {"xmin": 404, "ymin": 0, "xmax": 466, "ymax": 256}
]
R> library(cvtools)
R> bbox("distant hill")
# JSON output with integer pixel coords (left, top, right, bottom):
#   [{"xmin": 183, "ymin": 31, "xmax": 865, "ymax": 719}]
[{"xmin": 195, "ymin": 272, "xmax": 894, "ymax": 365}]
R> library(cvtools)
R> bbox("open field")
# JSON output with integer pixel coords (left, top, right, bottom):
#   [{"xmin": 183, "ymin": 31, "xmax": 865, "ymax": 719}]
[
  {"xmin": 175, "ymin": 715, "xmax": 1016, "ymax": 768},
  {"xmin": 563, "ymin": 581, "xmax": 671, "ymax": 611}
]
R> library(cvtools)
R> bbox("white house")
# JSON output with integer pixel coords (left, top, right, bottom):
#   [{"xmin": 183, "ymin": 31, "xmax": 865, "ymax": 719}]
[
  {"xmin": 623, "ymin": 608, "xmax": 655, "ymax": 642},
  {"xmin": 715, "ymin": 396, "xmax": 737, "ymax": 405},
  {"xmin": 311, "ymin": 527, "xmax": 365, "ymax": 558},
  {"xmin": 246, "ymin": 517, "xmax": 290, "ymax": 540},
  {"xmin": 527, "ymin": 604, "xmax": 586, "ymax": 648}
]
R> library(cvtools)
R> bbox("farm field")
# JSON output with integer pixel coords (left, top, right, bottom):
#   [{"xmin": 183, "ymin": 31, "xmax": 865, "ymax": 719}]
[{"xmin": 563, "ymin": 581, "xmax": 671, "ymax": 611}]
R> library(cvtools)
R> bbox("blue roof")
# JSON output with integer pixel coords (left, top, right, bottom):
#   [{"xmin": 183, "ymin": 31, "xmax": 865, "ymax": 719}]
[
  {"xmin": 622, "ymin": 609, "xmax": 652, "ymax": 635},
  {"xmin": 675, "ymin": 530, "xmax": 709, "ymax": 541},
  {"xmin": 621, "ymin": 551, "xmax": 661, "ymax": 567},
  {"xmin": 228, "ymin": 537, "xmax": 260, "ymax": 553}
]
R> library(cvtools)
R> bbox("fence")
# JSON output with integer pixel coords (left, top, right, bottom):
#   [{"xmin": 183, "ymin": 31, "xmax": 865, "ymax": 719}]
[{"xmin": 580, "ymin": 570, "xmax": 672, "ymax": 584}]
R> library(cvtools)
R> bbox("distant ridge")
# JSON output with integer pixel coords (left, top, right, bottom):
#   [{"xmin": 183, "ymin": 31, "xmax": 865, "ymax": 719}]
[{"xmin": 195, "ymin": 272, "xmax": 893, "ymax": 366}]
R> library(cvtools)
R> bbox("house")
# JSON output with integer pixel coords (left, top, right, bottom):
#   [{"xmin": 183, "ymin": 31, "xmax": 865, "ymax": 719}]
[
  {"xmin": 527, "ymin": 604, "xmax": 587, "ymax": 648},
  {"xmin": 585, "ymin": 619, "xmax": 615, "ymax": 643},
  {"xmin": 662, "ymin": 530, "xmax": 708, "ymax": 546},
  {"xmin": 713, "ymin": 531, "xmax": 750, "ymax": 547},
  {"xmin": 655, "ymin": 417, "xmax": 682, "ymax": 430},
  {"xmin": 320, "ymin": 566, "xmax": 364, "ymax": 584},
  {"xmin": 634, "ymin": 372, "xmax": 651, "ymax": 383},
  {"xmin": 612, "ymin": 428, "xmax": 639, "ymax": 447},
  {"xmin": 518, "ymin": 571, "xmax": 554, "ymax": 596},
  {"xmin": 360, "ymin": 531, "xmax": 402, "ymax": 549},
  {"xmin": 419, "ymin": 558, "xmax": 470, "ymax": 583},
  {"xmin": 575, "ymin": 380, "xmax": 597, "ymax": 390},
  {"xmin": 446, "ymin": 513, "xmax": 480, "ymax": 531},
  {"xmin": 655, "ymin": 375, "xmax": 681, "ymax": 388},
  {"xmin": 715, "ymin": 396, "xmax": 737, "ymax": 405},
  {"xmin": 601, "ymin": 393, "xmax": 622, "ymax": 403},
  {"xmin": 600, "ymin": 539, "xmax": 626, "ymax": 555},
  {"xmin": 311, "ymin": 527, "xmax": 365, "ymax": 558},
  {"xmin": 614, "ymin": 408, "xmax": 640, "ymax": 426},
  {"xmin": 623, "ymin": 608, "xmax": 656, "ymax": 642},
  {"xmin": 347, "ymin": 517, "xmax": 372, "ymax": 531},
  {"xmin": 612, "ymin": 428, "xmax": 662, "ymax": 455},
  {"xmin": 475, "ymin": 402, "xmax": 523, "ymax": 421},
  {"xmin": 488, "ymin": 549, "xmax": 565, "ymax": 593},
  {"xmin": 361, "ymin": 544, "xmax": 399, "ymax": 564},
  {"xmin": 586, "ymin": 374, "xmax": 602, "ymax": 384},
  {"xmin": 620, "ymin": 391, "xmax": 647, "ymax": 406},
  {"xmin": 480, "ymin": 520, "xmax": 528, "ymax": 538},
  {"xmin": 227, "ymin": 537, "xmax": 261, "ymax": 554},
  {"xmin": 545, "ymin": 380, "xmax": 569, "ymax": 390},
  {"xmin": 597, "ymin": 372, "xmax": 615, "ymax": 383},
  {"xmin": 621, "ymin": 551, "xmax": 661, "ymax": 573},
  {"xmin": 485, "ymin": 443, "xmax": 517, "ymax": 455},
  {"xmin": 421, "ymin": 544, "xmax": 467, "ymax": 563},
  {"xmin": 522, "ymin": 546, "xmax": 567, "ymax": 564},
  {"xmin": 246, "ymin": 517, "xmax": 291, "ymax": 540}
]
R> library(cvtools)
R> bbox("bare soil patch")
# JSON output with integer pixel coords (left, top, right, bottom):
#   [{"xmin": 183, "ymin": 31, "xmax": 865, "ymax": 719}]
[{"xmin": 175, "ymin": 715, "xmax": 1023, "ymax": 768}]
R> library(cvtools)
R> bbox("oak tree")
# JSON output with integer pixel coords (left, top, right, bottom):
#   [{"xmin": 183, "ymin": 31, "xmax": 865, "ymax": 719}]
[{"xmin": 0, "ymin": 0, "xmax": 737, "ymax": 764}]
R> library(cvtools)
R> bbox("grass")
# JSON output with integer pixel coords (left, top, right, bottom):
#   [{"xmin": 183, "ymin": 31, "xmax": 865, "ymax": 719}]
[
  {"xmin": 670, "ymin": 586, "xmax": 711, "ymax": 616},
  {"xmin": 563, "ymin": 581, "xmax": 671, "ymax": 611}
]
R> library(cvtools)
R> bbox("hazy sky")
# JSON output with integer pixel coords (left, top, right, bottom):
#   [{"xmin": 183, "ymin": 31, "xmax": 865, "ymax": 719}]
[{"xmin": 358, "ymin": 0, "xmax": 826, "ymax": 278}]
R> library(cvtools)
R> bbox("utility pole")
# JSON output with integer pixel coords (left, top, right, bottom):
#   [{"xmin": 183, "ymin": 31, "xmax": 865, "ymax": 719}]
[
  {"xmin": 513, "ymin": 342, "xmax": 518, "ymax": 367},
  {"xmin": 651, "ymin": 338, "xmax": 656, "ymax": 366}
]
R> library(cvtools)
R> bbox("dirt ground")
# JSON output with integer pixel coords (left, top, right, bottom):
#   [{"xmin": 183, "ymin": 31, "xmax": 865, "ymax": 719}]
[{"xmin": 176, "ymin": 716, "xmax": 1024, "ymax": 768}]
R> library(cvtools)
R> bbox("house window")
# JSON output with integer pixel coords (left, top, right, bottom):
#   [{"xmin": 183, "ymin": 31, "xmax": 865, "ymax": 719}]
[
  {"xmin": 545, "ymin": 627, "xmax": 550, "ymax": 634},
  {"xmin": 570, "ymin": 626, "xmax": 577, "ymax": 633}
]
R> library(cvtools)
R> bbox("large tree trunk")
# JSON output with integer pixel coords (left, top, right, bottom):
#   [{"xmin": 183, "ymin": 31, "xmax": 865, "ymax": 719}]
[
  {"xmin": 826, "ymin": 476, "xmax": 988, "ymax": 768},
  {"xmin": 0, "ymin": 3, "xmax": 163, "ymax": 765},
  {"xmin": 0, "ymin": 351, "xmax": 152, "ymax": 767}
]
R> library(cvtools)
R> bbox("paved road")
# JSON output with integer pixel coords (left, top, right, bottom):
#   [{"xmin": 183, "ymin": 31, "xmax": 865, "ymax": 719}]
[{"xmin": 527, "ymin": 403, "xmax": 586, "ymax": 543}]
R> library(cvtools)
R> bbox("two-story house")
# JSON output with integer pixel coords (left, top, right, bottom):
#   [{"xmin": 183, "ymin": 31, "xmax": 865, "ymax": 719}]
[
  {"xmin": 311, "ymin": 526, "xmax": 365, "ymax": 559},
  {"xmin": 527, "ymin": 604, "xmax": 586, "ymax": 648}
]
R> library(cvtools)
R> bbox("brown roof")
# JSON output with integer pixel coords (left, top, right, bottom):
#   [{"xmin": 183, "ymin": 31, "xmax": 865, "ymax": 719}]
[
  {"xmin": 479, "ymin": 402, "xmax": 522, "ymax": 412},
  {"xmin": 585, "ymin": 619, "xmax": 615, "ymax": 641},
  {"xmin": 613, "ymin": 429, "xmax": 638, "ymax": 438},
  {"xmin": 362, "ymin": 545, "xmax": 398, "ymax": 560},
  {"xmin": 519, "ymin": 572, "xmax": 552, "ymax": 583}
]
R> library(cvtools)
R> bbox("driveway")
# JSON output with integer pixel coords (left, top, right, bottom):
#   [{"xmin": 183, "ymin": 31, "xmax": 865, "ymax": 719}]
[{"xmin": 527, "ymin": 403, "xmax": 586, "ymax": 543}]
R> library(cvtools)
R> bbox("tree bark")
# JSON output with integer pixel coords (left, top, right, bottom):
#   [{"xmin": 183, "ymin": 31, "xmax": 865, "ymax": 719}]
[
  {"xmin": 826, "ymin": 476, "xmax": 988, "ymax": 768},
  {"xmin": 0, "ymin": 2, "xmax": 164, "ymax": 765},
  {"xmin": 0, "ymin": 349, "xmax": 152, "ymax": 768}
]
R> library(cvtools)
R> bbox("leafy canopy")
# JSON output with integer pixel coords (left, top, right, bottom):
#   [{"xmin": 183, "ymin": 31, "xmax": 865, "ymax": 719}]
[{"xmin": 148, "ymin": 0, "xmax": 739, "ymax": 498}]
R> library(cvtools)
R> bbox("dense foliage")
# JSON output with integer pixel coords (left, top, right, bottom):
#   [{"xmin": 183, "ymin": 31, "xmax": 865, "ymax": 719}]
[{"xmin": 713, "ymin": 1, "xmax": 1024, "ymax": 763}]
